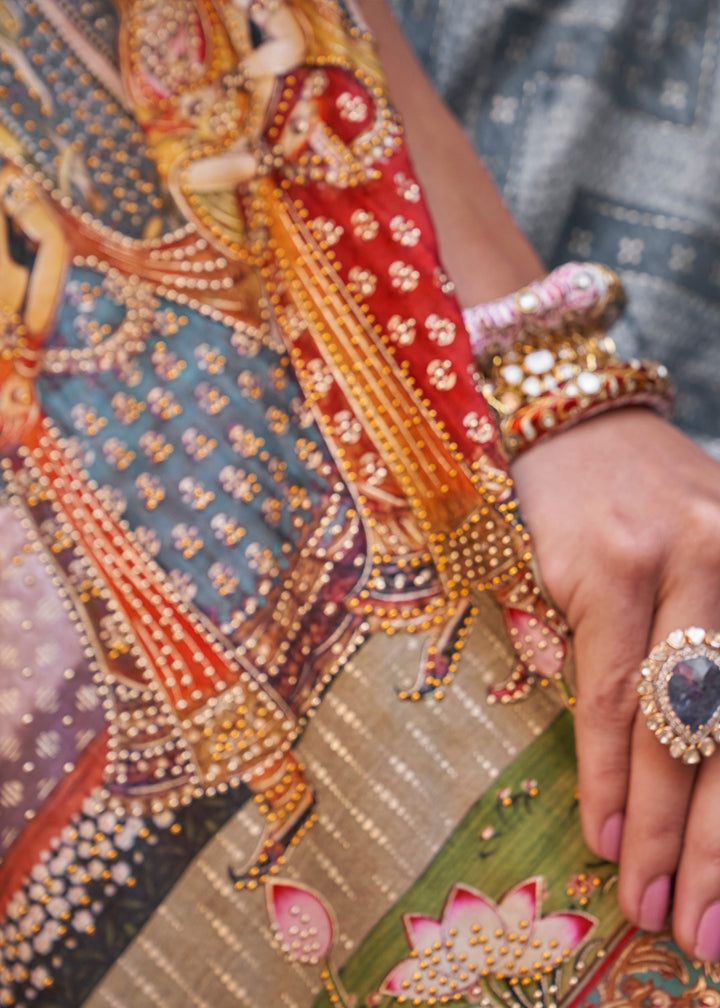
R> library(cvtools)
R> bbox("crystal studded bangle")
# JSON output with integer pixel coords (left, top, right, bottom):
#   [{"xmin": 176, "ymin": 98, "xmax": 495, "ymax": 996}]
[{"xmin": 463, "ymin": 262, "xmax": 674, "ymax": 459}]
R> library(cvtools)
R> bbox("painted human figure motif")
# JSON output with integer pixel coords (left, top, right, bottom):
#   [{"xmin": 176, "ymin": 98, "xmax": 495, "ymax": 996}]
[
  {"xmin": 0, "ymin": 0, "xmax": 566, "ymax": 926},
  {"xmin": 0, "ymin": 0, "xmax": 329, "ymax": 894},
  {"xmin": 165, "ymin": 0, "xmax": 568, "ymax": 692}
]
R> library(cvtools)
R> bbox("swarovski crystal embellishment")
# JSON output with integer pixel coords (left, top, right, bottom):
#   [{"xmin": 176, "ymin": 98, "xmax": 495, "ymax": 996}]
[
  {"xmin": 576, "ymin": 372, "xmax": 602, "ymax": 395},
  {"xmin": 667, "ymin": 656, "xmax": 720, "ymax": 732},
  {"xmin": 638, "ymin": 628, "xmax": 720, "ymax": 763},
  {"xmin": 524, "ymin": 349, "xmax": 554, "ymax": 375},
  {"xmin": 502, "ymin": 364, "xmax": 524, "ymax": 385},
  {"xmin": 687, "ymin": 626, "xmax": 706, "ymax": 645},
  {"xmin": 517, "ymin": 290, "xmax": 540, "ymax": 311},
  {"xmin": 572, "ymin": 270, "xmax": 593, "ymax": 290},
  {"xmin": 521, "ymin": 376, "xmax": 542, "ymax": 397}
]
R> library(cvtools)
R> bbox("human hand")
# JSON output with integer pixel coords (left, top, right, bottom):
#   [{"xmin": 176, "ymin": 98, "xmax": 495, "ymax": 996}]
[
  {"xmin": 511, "ymin": 406, "xmax": 720, "ymax": 961},
  {"xmin": 0, "ymin": 367, "xmax": 40, "ymax": 451}
]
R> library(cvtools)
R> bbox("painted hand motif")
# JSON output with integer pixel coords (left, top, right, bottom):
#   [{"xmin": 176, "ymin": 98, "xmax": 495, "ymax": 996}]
[{"xmin": 0, "ymin": 367, "xmax": 40, "ymax": 451}]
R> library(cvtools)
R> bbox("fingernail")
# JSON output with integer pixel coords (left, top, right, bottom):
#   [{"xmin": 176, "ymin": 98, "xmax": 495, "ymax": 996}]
[
  {"xmin": 695, "ymin": 902, "xmax": 720, "ymax": 961},
  {"xmin": 599, "ymin": 812, "xmax": 624, "ymax": 863},
  {"xmin": 639, "ymin": 875, "xmax": 672, "ymax": 933}
]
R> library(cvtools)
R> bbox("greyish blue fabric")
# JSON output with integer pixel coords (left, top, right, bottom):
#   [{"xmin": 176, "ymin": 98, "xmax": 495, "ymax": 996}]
[{"xmin": 393, "ymin": 0, "xmax": 720, "ymax": 457}]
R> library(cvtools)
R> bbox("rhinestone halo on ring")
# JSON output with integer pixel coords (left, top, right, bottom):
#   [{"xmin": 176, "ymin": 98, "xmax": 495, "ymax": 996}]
[{"xmin": 638, "ymin": 627, "xmax": 720, "ymax": 763}]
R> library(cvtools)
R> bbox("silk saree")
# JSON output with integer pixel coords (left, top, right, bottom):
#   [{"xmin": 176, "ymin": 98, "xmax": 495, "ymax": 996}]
[{"xmin": 0, "ymin": 2, "xmax": 717, "ymax": 1006}]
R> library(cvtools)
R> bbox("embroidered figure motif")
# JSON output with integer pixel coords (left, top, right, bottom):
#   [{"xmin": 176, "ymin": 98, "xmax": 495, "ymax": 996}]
[{"xmin": 0, "ymin": 4, "xmax": 570, "ymax": 1000}]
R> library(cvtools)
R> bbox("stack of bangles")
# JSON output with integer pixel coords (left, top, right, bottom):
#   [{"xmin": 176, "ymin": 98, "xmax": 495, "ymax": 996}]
[
  {"xmin": 465, "ymin": 265, "xmax": 720, "ymax": 769},
  {"xmin": 462, "ymin": 260, "xmax": 674, "ymax": 460}
]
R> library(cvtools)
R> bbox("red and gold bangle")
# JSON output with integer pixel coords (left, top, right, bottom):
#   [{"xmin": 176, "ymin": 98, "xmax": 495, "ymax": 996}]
[{"xmin": 464, "ymin": 263, "xmax": 674, "ymax": 459}]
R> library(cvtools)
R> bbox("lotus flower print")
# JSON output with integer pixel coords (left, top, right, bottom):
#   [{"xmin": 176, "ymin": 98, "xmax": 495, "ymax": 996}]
[
  {"xmin": 266, "ymin": 879, "xmax": 336, "ymax": 965},
  {"xmin": 266, "ymin": 878, "xmax": 358, "ymax": 1007},
  {"xmin": 379, "ymin": 876, "xmax": 595, "ymax": 1003}
]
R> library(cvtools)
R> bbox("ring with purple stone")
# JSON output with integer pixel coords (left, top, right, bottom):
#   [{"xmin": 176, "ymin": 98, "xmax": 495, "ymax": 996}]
[{"xmin": 638, "ymin": 627, "xmax": 720, "ymax": 764}]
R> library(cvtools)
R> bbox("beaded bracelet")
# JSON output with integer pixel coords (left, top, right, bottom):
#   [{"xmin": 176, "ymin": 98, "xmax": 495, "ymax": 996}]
[{"xmin": 463, "ymin": 262, "xmax": 674, "ymax": 459}]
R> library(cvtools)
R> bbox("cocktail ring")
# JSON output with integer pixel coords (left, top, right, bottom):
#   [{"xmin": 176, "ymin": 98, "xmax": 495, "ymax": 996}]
[{"xmin": 638, "ymin": 627, "xmax": 720, "ymax": 764}]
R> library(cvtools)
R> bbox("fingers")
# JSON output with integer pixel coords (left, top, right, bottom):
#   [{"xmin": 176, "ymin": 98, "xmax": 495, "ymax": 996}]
[
  {"xmin": 628, "ymin": 581, "xmax": 720, "ymax": 947},
  {"xmin": 616, "ymin": 707, "xmax": 695, "ymax": 932},
  {"xmin": 511, "ymin": 408, "xmax": 720, "ymax": 959},
  {"xmin": 577, "ymin": 565, "xmax": 720, "ymax": 960},
  {"xmin": 673, "ymin": 754, "xmax": 720, "ymax": 960},
  {"xmin": 571, "ymin": 572, "xmax": 656, "ymax": 863}
]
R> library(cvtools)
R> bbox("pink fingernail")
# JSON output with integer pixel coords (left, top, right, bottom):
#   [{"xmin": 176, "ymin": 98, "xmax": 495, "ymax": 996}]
[
  {"xmin": 639, "ymin": 875, "xmax": 672, "ymax": 933},
  {"xmin": 695, "ymin": 902, "xmax": 720, "ymax": 961},
  {"xmin": 599, "ymin": 812, "xmax": 624, "ymax": 863}
]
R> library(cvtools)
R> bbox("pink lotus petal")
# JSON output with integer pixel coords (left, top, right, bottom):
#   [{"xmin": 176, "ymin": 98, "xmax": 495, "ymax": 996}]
[
  {"xmin": 379, "ymin": 955, "xmax": 425, "ymax": 997},
  {"xmin": 266, "ymin": 879, "xmax": 335, "ymax": 964},
  {"xmin": 380, "ymin": 875, "xmax": 596, "ymax": 995},
  {"xmin": 441, "ymin": 883, "xmax": 504, "ymax": 961},
  {"xmin": 403, "ymin": 912, "xmax": 443, "ymax": 952},
  {"xmin": 498, "ymin": 876, "xmax": 543, "ymax": 930},
  {"xmin": 443, "ymin": 884, "xmax": 498, "ymax": 929},
  {"xmin": 512, "ymin": 911, "xmax": 596, "ymax": 976},
  {"xmin": 379, "ymin": 949, "xmax": 478, "ymax": 1001},
  {"xmin": 528, "ymin": 910, "xmax": 596, "ymax": 952}
]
